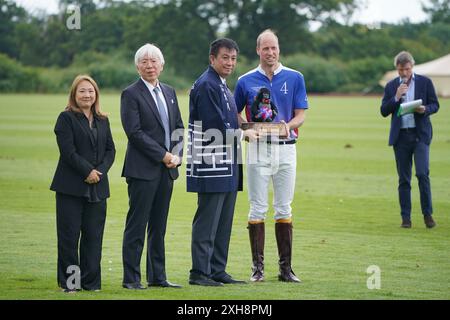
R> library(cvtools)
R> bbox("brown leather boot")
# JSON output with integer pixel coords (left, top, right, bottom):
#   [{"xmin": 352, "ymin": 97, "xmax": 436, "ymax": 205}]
[
  {"xmin": 275, "ymin": 222, "xmax": 301, "ymax": 283},
  {"xmin": 248, "ymin": 222, "xmax": 265, "ymax": 282}
]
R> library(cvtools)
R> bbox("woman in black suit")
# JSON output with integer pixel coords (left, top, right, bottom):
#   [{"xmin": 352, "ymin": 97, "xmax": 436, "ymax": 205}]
[{"xmin": 50, "ymin": 75, "xmax": 115, "ymax": 292}]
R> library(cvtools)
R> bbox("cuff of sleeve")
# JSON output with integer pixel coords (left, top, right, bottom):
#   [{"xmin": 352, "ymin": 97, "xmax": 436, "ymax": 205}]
[
  {"xmin": 159, "ymin": 155, "xmax": 166, "ymax": 164},
  {"xmin": 82, "ymin": 165, "xmax": 94, "ymax": 180}
]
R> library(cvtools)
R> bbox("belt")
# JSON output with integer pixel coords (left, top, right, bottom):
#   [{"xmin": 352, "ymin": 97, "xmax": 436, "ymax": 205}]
[
  {"xmin": 266, "ymin": 140, "xmax": 296, "ymax": 145},
  {"xmin": 400, "ymin": 127, "xmax": 416, "ymax": 133}
]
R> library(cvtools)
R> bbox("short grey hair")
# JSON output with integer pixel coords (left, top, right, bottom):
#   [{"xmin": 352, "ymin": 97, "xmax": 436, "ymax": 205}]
[
  {"xmin": 134, "ymin": 43, "xmax": 165, "ymax": 66},
  {"xmin": 394, "ymin": 51, "xmax": 415, "ymax": 67}
]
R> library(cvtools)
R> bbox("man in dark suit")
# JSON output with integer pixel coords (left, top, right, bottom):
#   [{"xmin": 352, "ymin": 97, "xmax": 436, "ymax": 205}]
[
  {"xmin": 187, "ymin": 38, "xmax": 258, "ymax": 286},
  {"xmin": 381, "ymin": 51, "xmax": 439, "ymax": 229},
  {"xmin": 121, "ymin": 43, "xmax": 184, "ymax": 289}
]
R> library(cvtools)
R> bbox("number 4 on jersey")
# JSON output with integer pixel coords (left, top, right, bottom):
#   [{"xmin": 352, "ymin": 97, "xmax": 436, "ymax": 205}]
[{"xmin": 280, "ymin": 82, "xmax": 288, "ymax": 94}]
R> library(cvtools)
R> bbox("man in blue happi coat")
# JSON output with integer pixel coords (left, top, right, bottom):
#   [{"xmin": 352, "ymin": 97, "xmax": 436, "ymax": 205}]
[{"xmin": 187, "ymin": 38, "xmax": 258, "ymax": 286}]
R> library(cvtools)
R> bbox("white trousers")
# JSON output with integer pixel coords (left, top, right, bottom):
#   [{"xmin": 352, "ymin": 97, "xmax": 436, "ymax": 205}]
[{"xmin": 246, "ymin": 143, "xmax": 297, "ymax": 221}]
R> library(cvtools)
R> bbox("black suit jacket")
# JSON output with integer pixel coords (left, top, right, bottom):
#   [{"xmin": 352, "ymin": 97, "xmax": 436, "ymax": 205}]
[
  {"xmin": 50, "ymin": 111, "xmax": 116, "ymax": 199},
  {"xmin": 380, "ymin": 74, "xmax": 439, "ymax": 146},
  {"xmin": 121, "ymin": 78, "xmax": 184, "ymax": 180}
]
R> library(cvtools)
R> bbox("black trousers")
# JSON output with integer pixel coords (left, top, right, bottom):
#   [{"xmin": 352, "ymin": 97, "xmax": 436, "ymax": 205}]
[
  {"xmin": 190, "ymin": 191, "xmax": 237, "ymax": 278},
  {"xmin": 122, "ymin": 171, "xmax": 173, "ymax": 285},
  {"xmin": 56, "ymin": 193, "xmax": 106, "ymax": 290}
]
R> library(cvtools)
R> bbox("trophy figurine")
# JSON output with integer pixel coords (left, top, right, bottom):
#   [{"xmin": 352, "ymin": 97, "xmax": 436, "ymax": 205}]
[
  {"xmin": 251, "ymin": 87, "xmax": 278, "ymax": 122},
  {"xmin": 241, "ymin": 87, "xmax": 288, "ymax": 138}
]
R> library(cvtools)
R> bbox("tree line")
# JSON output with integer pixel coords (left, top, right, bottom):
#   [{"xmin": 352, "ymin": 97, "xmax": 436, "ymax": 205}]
[{"xmin": 1, "ymin": 0, "xmax": 449, "ymax": 93}]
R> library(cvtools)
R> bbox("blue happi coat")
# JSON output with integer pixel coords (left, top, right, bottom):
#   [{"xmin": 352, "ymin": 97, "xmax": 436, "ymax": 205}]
[{"xmin": 187, "ymin": 66, "xmax": 243, "ymax": 193}]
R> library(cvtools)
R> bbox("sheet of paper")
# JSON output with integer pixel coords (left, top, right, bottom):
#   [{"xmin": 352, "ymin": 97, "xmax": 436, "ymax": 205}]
[{"xmin": 397, "ymin": 99, "xmax": 423, "ymax": 116}]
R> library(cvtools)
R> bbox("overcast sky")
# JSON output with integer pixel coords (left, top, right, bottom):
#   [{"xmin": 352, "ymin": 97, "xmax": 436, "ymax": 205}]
[{"xmin": 14, "ymin": 0, "xmax": 431, "ymax": 25}]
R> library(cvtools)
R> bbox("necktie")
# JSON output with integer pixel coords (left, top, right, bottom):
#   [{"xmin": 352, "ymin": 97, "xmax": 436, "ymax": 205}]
[
  {"xmin": 224, "ymin": 84, "xmax": 236, "ymax": 112},
  {"xmin": 153, "ymin": 87, "xmax": 170, "ymax": 150}
]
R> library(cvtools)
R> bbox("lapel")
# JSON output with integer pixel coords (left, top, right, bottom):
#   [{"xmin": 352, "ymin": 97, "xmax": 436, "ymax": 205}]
[
  {"xmin": 159, "ymin": 83, "xmax": 174, "ymax": 130},
  {"xmin": 95, "ymin": 116, "xmax": 105, "ymax": 151},
  {"xmin": 208, "ymin": 66, "xmax": 227, "ymax": 110},
  {"xmin": 74, "ymin": 112, "xmax": 95, "ymax": 147},
  {"xmin": 414, "ymin": 74, "xmax": 421, "ymax": 101},
  {"xmin": 208, "ymin": 66, "xmax": 238, "ymax": 124},
  {"xmin": 413, "ymin": 74, "xmax": 422, "ymax": 123},
  {"xmin": 137, "ymin": 79, "xmax": 165, "ymax": 130},
  {"xmin": 394, "ymin": 76, "xmax": 401, "ymax": 90}
]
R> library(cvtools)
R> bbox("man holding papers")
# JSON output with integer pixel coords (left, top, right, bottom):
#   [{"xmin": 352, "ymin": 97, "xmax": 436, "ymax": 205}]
[{"xmin": 380, "ymin": 51, "xmax": 440, "ymax": 229}]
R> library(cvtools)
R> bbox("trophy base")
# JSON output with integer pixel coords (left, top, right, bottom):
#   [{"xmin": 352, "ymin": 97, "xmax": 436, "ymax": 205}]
[{"xmin": 241, "ymin": 122, "xmax": 288, "ymax": 139}]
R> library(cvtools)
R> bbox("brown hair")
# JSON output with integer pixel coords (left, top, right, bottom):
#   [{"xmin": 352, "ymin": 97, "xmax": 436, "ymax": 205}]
[{"xmin": 66, "ymin": 74, "xmax": 107, "ymax": 119}]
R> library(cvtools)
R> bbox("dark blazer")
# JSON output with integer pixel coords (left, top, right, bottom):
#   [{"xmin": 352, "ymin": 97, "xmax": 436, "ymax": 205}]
[
  {"xmin": 380, "ymin": 74, "xmax": 439, "ymax": 146},
  {"xmin": 50, "ymin": 110, "xmax": 116, "ymax": 199},
  {"xmin": 187, "ymin": 66, "xmax": 243, "ymax": 193},
  {"xmin": 121, "ymin": 79, "xmax": 184, "ymax": 180}
]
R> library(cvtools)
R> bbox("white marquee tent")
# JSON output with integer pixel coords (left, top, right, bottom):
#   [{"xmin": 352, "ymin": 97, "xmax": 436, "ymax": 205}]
[{"xmin": 380, "ymin": 53, "xmax": 450, "ymax": 98}]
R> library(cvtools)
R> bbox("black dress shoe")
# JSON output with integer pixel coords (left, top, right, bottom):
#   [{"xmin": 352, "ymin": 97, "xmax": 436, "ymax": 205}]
[
  {"xmin": 401, "ymin": 218, "xmax": 412, "ymax": 228},
  {"xmin": 424, "ymin": 215, "xmax": 436, "ymax": 228},
  {"xmin": 122, "ymin": 283, "xmax": 147, "ymax": 290},
  {"xmin": 189, "ymin": 274, "xmax": 223, "ymax": 286},
  {"xmin": 148, "ymin": 280, "xmax": 182, "ymax": 288},
  {"xmin": 212, "ymin": 274, "xmax": 247, "ymax": 284}
]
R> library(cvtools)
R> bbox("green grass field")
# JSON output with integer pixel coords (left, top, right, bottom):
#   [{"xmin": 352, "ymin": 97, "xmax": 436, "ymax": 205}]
[{"xmin": 0, "ymin": 93, "xmax": 449, "ymax": 300}]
